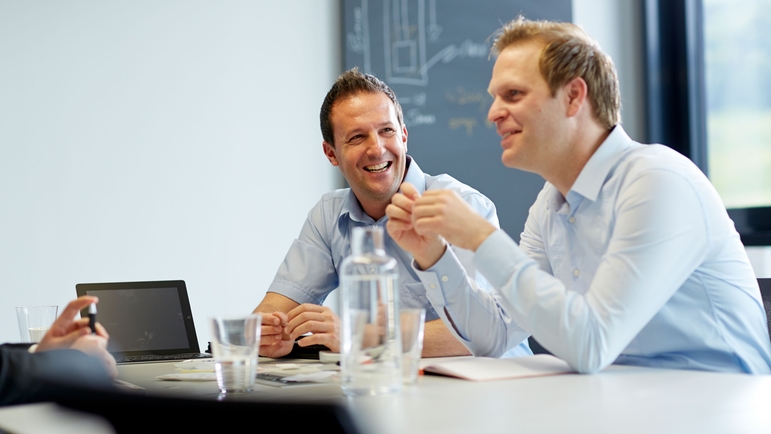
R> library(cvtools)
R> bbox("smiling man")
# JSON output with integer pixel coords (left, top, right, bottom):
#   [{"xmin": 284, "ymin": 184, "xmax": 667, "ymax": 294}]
[
  {"xmin": 253, "ymin": 68, "xmax": 531, "ymax": 359},
  {"xmin": 386, "ymin": 17, "xmax": 771, "ymax": 374}
]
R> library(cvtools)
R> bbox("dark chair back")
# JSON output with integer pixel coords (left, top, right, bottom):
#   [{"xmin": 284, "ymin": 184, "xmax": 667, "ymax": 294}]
[
  {"xmin": 528, "ymin": 336, "xmax": 551, "ymax": 355},
  {"xmin": 757, "ymin": 278, "xmax": 771, "ymax": 339}
]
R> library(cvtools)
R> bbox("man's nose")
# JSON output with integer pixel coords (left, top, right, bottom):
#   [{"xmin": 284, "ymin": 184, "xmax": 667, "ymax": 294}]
[
  {"xmin": 365, "ymin": 136, "xmax": 387, "ymax": 156},
  {"xmin": 487, "ymin": 97, "xmax": 505, "ymax": 124}
]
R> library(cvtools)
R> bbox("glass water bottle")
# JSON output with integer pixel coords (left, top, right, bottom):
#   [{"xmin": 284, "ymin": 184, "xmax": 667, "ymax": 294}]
[{"xmin": 339, "ymin": 226, "xmax": 402, "ymax": 396}]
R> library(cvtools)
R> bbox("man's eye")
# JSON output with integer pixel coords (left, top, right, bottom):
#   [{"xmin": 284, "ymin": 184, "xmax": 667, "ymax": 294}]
[{"xmin": 506, "ymin": 90, "xmax": 521, "ymax": 100}]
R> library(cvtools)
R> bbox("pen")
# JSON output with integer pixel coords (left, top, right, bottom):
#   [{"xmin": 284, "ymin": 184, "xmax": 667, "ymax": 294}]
[{"xmin": 88, "ymin": 303, "xmax": 97, "ymax": 334}]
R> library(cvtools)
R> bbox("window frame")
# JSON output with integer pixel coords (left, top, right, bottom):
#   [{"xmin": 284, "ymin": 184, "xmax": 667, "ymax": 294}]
[{"xmin": 644, "ymin": 0, "xmax": 771, "ymax": 245}]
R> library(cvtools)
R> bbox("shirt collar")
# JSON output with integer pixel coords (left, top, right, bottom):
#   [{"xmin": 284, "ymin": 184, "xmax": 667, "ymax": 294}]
[
  {"xmin": 545, "ymin": 184, "xmax": 566, "ymax": 213},
  {"xmin": 569, "ymin": 125, "xmax": 634, "ymax": 203},
  {"xmin": 401, "ymin": 156, "xmax": 426, "ymax": 195},
  {"xmin": 340, "ymin": 155, "xmax": 422, "ymax": 224}
]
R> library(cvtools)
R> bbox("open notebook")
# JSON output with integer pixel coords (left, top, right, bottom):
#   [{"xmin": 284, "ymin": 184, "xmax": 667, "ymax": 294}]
[
  {"xmin": 421, "ymin": 354, "xmax": 574, "ymax": 381},
  {"xmin": 76, "ymin": 280, "xmax": 210, "ymax": 363}
]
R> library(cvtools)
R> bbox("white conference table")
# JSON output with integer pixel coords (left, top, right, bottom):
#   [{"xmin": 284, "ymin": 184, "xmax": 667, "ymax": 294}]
[{"xmin": 114, "ymin": 358, "xmax": 771, "ymax": 434}]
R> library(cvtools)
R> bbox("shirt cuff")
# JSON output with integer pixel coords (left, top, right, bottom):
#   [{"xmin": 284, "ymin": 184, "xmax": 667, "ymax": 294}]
[
  {"xmin": 412, "ymin": 247, "xmax": 467, "ymax": 307},
  {"xmin": 28, "ymin": 344, "xmax": 38, "ymax": 353},
  {"xmin": 473, "ymin": 229, "xmax": 529, "ymax": 290},
  {"xmin": 267, "ymin": 280, "xmax": 324, "ymax": 306}
]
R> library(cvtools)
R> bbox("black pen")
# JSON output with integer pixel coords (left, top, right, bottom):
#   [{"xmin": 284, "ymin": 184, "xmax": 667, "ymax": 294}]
[{"xmin": 88, "ymin": 303, "xmax": 97, "ymax": 334}]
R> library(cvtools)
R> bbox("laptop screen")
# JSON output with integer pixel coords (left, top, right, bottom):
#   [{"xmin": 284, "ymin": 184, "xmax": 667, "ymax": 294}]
[{"xmin": 76, "ymin": 280, "xmax": 201, "ymax": 356}]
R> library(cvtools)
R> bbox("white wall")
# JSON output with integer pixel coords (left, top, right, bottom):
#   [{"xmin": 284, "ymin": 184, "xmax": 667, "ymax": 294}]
[
  {"xmin": 573, "ymin": 0, "xmax": 646, "ymax": 142},
  {"xmin": 0, "ymin": 1, "xmax": 341, "ymax": 346}
]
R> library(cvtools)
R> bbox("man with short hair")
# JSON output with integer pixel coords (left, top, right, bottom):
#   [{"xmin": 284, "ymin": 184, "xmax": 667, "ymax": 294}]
[
  {"xmin": 254, "ymin": 68, "xmax": 531, "ymax": 358},
  {"xmin": 386, "ymin": 17, "xmax": 771, "ymax": 374}
]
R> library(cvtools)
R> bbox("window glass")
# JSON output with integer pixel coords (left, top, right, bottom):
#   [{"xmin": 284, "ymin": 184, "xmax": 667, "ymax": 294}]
[{"xmin": 704, "ymin": 0, "xmax": 771, "ymax": 208}]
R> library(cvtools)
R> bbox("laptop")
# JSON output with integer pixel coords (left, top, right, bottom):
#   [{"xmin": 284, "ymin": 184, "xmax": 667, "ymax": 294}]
[{"xmin": 76, "ymin": 280, "xmax": 211, "ymax": 363}]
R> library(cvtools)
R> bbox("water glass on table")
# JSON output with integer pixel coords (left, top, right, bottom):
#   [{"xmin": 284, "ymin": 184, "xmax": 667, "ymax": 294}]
[
  {"xmin": 209, "ymin": 314, "xmax": 261, "ymax": 394},
  {"xmin": 15, "ymin": 305, "xmax": 58, "ymax": 343},
  {"xmin": 400, "ymin": 308, "xmax": 426, "ymax": 384}
]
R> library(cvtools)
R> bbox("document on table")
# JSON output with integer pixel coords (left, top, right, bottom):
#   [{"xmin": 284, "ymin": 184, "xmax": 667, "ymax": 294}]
[
  {"xmin": 421, "ymin": 354, "xmax": 574, "ymax": 381},
  {"xmin": 155, "ymin": 360, "xmax": 339, "ymax": 386}
]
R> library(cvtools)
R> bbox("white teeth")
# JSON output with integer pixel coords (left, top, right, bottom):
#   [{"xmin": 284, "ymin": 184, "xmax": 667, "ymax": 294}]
[
  {"xmin": 502, "ymin": 132, "xmax": 512, "ymax": 138},
  {"xmin": 364, "ymin": 162, "xmax": 389, "ymax": 172}
]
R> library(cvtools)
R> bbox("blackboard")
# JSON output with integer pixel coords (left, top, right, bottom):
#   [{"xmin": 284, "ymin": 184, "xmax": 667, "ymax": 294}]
[{"xmin": 342, "ymin": 0, "xmax": 572, "ymax": 241}]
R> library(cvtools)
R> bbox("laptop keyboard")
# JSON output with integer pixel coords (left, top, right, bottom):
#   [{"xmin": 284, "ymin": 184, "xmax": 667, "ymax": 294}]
[{"xmin": 116, "ymin": 353, "xmax": 211, "ymax": 363}]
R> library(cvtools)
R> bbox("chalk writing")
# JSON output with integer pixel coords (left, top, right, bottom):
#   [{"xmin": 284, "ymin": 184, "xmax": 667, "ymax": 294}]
[
  {"xmin": 448, "ymin": 118, "xmax": 477, "ymax": 136},
  {"xmin": 445, "ymin": 87, "xmax": 491, "ymax": 111},
  {"xmin": 406, "ymin": 108, "xmax": 436, "ymax": 126}
]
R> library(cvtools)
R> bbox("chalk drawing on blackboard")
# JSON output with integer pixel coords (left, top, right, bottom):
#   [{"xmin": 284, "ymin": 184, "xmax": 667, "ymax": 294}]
[
  {"xmin": 347, "ymin": 0, "xmax": 487, "ymax": 89},
  {"xmin": 427, "ymin": 0, "xmax": 442, "ymax": 41},
  {"xmin": 346, "ymin": 1, "xmax": 372, "ymax": 72},
  {"xmin": 384, "ymin": 0, "xmax": 428, "ymax": 85}
]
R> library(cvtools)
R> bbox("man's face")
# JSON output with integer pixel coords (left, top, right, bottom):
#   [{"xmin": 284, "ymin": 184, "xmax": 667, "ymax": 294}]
[
  {"xmin": 323, "ymin": 92, "xmax": 408, "ymax": 213},
  {"xmin": 487, "ymin": 41, "xmax": 569, "ymax": 174}
]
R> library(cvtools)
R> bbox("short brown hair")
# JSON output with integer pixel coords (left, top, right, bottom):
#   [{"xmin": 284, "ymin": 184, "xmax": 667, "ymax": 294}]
[
  {"xmin": 320, "ymin": 67, "xmax": 404, "ymax": 146},
  {"xmin": 492, "ymin": 16, "xmax": 620, "ymax": 129}
]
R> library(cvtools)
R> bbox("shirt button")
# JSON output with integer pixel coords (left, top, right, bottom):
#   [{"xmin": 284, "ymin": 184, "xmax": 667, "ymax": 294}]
[
  {"xmin": 429, "ymin": 283, "xmax": 437, "ymax": 289},
  {"xmin": 568, "ymin": 217, "xmax": 576, "ymax": 224},
  {"xmin": 573, "ymin": 269, "xmax": 580, "ymax": 277},
  {"xmin": 441, "ymin": 276, "xmax": 449, "ymax": 282}
]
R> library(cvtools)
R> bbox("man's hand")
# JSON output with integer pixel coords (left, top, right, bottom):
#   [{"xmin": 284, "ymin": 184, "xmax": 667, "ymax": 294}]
[
  {"xmin": 422, "ymin": 318, "xmax": 471, "ymax": 357},
  {"xmin": 36, "ymin": 296, "xmax": 118, "ymax": 378},
  {"xmin": 70, "ymin": 334, "xmax": 119, "ymax": 378},
  {"xmin": 409, "ymin": 188, "xmax": 497, "ymax": 252},
  {"xmin": 258, "ymin": 312, "xmax": 294, "ymax": 358},
  {"xmin": 386, "ymin": 182, "xmax": 448, "ymax": 269},
  {"xmin": 285, "ymin": 304, "xmax": 341, "ymax": 352},
  {"xmin": 37, "ymin": 296, "xmax": 109, "ymax": 351}
]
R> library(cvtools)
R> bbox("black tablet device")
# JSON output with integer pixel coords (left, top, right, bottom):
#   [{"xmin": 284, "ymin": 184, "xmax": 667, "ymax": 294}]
[{"xmin": 76, "ymin": 280, "xmax": 209, "ymax": 363}]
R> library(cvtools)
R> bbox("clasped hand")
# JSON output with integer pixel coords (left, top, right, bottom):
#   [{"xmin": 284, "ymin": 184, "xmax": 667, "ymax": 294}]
[
  {"xmin": 259, "ymin": 304, "xmax": 340, "ymax": 358},
  {"xmin": 385, "ymin": 182, "xmax": 496, "ymax": 265}
]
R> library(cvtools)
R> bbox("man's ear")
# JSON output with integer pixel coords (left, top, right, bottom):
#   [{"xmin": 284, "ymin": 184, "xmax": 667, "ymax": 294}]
[
  {"xmin": 401, "ymin": 125, "xmax": 408, "ymax": 152},
  {"xmin": 323, "ymin": 141, "xmax": 339, "ymax": 166},
  {"xmin": 564, "ymin": 77, "xmax": 588, "ymax": 118}
]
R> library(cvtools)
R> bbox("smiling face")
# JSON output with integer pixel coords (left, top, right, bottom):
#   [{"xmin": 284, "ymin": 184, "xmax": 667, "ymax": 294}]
[
  {"xmin": 323, "ymin": 91, "xmax": 408, "ymax": 219},
  {"xmin": 487, "ymin": 41, "xmax": 570, "ymax": 175}
]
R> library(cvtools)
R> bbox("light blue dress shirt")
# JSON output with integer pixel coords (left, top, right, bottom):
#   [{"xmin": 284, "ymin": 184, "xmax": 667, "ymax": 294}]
[
  {"xmin": 472, "ymin": 126, "xmax": 771, "ymax": 374},
  {"xmin": 268, "ymin": 157, "xmax": 531, "ymax": 357}
]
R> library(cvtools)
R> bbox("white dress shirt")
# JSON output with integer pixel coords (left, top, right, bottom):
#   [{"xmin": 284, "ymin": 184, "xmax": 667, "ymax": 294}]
[{"xmin": 474, "ymin": 126, "xmax": 771, "ymax": 374}]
